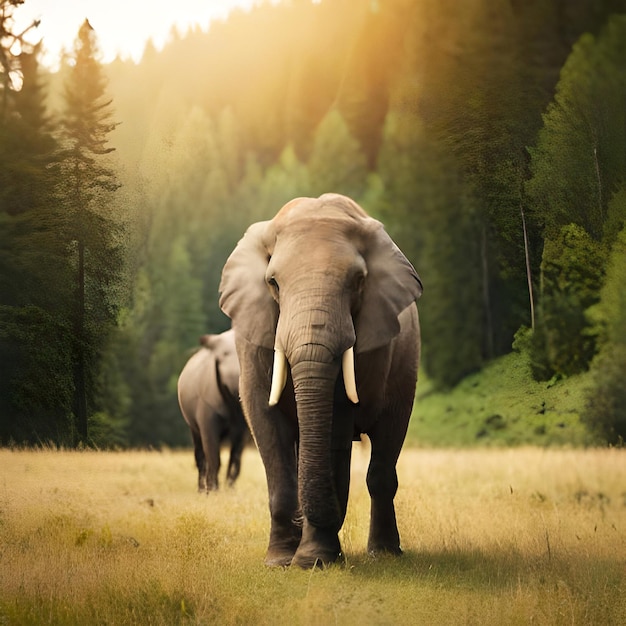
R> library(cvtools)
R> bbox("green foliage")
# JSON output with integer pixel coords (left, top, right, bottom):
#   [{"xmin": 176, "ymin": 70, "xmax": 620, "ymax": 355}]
[
  {"xmin": 531, "ymin": 224, "xmax": 604, "ymax": 379},
  {"xmin": 525, "ymin": 15, "xmax": 626, "ymax": 386},
  {"xmin": 0, "ymin": 14, "xmax": 127, "ymax": 447},
  {"xmin": 583, "ymin": 226, "xmax": 626, "ymax": 443},
  {"xmin": 373, "ymin": 113, "xmax": 483, "ymax": 387},
  {"xmin": 0, "ymin": 305, "xmax": 75, "ymax": 445},
  {"xmin": 112, "ymin": 267, "xmax": 193, "ymax": 447},
  {"xmin": 408, "ymin": 0, "xmax": 545, "ymax": 357},
  {"xmin": 57, "ymin": 20, "xmax": 125, "ymax": 444},
  {"xmin": 0, "ymin": 7, "xmax": 73, "ymax": 445},
  {"xmin": 3, "ymin": 0, "xmax": 626, "ymax": 446},
  {"xmin": 603, "ymin": 187, "xmax": 626, "ymax": 246},
  {"xmin": 584, "ymin": 346, "xmax": 626, "ymax": 445},
  {"xmin": 308, "ymin": 110, "xmax": 368, "ymax": 199},
  {"xmin": 527, "ymin": 14, "xmax": 626, "ymax": 241},
  {"xmin": 410, "ymin": 351, "xmax": 595, "ymax": 448}
]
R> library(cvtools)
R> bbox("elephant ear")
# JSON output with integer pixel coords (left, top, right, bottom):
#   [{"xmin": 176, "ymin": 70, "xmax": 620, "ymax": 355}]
[
  {"xmin": 356, "ymin": 220, "xmax": 423, "ymax": 354},
  {"xmin": 219, "ymin": 221, "xmax": 278, "ymax": 350}
]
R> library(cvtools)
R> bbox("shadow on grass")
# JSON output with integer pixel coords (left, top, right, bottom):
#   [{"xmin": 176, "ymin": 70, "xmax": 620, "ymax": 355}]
[{"xmin": 346, "ymin": 547, "xmax": 624, "ymax": 592}]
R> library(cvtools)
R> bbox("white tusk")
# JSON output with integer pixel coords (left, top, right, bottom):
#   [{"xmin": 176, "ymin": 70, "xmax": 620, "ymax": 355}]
[
  {"xmin": 342, "ymin": 346, "xmax": 359, "ymax": 404},
  {"xmin": 269, "ymin": 349, "xmax": 287, "ymax": 407}
]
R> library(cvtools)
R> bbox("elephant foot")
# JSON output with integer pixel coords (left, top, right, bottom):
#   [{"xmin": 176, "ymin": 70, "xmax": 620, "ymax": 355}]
[
  {"xmin": 199, "ymin": 475, "xmax": 219, "ymax": 493},
  {"xmin": 368, "ymin": 504, "xmax": 401, "ymax": 556},
  {"xmin": 367, "ymin": 531, "xmax": 402, "ymax": 556},
  {"xmin": 367, "ymin": 543, "xmax": 403, "ymax": 558},
  {"xmin": 264, "ymin": 550, "xmax": 294, "ymax": 568},
  {"xmin": 291, "ymin": 524, "xmax": 342, "ymax": 569},
  {"xmin": 265, "ymin": 542, "xmax": 300, "ymax": 568},
  {"xmin": 264, "ymin": 532, "xmax": 301, "ymax": 568},
  {"xmin": 291, "ymin": 547, "xmax": 343, "ymax": 569}
]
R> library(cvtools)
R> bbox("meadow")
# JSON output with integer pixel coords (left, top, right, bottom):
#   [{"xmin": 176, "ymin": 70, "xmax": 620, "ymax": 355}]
[
  {"xmin": 1, "ymin": 445, "xmax": 625, "ymax": 625},
  {"xmin": 409, "ymin": 352, "xmax": 595, "ymax": 448}
]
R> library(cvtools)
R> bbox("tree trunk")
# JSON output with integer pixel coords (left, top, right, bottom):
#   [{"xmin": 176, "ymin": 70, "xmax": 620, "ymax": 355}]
[
  {"xmin": 73, "ymin": 239, "xmax": 88, "ymax": 445},
  {"xmin": 520, "ymin": 203, "xmax": 535, "ymax": 330},
  {"xmin": 481, "ymin": 225, "xmax": 494, "ymax": 358}
]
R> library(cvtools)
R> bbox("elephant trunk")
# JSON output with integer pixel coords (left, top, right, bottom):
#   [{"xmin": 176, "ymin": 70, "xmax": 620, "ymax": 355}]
[{"xmin": 291, "ymin": 358, "xmax": 342, "ymax": 532}]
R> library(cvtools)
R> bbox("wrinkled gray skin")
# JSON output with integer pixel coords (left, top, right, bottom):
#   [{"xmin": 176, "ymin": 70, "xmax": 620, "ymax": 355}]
[
  {"xmin": 177, "ymin": 329, "xmax": 248, "ymax": 492},
  {"xmin": 219, "ymin": 194, "xmax": 422, "ymax": 568}
]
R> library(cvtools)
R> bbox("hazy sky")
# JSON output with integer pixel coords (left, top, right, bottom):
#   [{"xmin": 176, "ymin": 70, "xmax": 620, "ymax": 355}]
[{"xmin": 14, "ymin": 0, "xmax": 258, "ymax": 67}]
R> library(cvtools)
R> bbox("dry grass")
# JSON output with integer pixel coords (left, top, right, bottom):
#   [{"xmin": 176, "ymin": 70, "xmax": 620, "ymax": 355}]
[{"xmin": 1, "ymin": 444, "xmax": 625, "ymax": 625}]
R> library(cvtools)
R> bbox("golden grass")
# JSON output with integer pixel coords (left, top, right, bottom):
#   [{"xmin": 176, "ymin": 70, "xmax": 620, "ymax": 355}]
[{"xmin": 1, "ymin": 444, "xmax": 625, "ymax": 625}]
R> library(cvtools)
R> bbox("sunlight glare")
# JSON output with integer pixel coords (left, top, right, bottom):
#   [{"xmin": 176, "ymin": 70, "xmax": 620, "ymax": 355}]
[{"xmin": 12, "ymin": 0, "xmax": 258, "ymax": 69}]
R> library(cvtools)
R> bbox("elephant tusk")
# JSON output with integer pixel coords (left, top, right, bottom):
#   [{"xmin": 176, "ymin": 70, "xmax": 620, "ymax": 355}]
[
  {"xmin": 269, "ymin": 349, "xmax": 287, "ymax": 407},
  {"xmin": 342, "ymin": 346, "xmax": 359, "ymax": 404}
]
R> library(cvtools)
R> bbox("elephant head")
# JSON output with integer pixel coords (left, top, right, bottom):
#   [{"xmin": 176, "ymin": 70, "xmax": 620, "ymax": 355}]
[
  {"xmin": 199, "ymin": 331, "xmax": 239, "ymax": 405},
  {"xmin": 219, "ymin": 194, "xmax": 421, "ymax": 565},
  {"xmin": 220, "ymin": 193, "xmax": 421, "ymax": 386}
]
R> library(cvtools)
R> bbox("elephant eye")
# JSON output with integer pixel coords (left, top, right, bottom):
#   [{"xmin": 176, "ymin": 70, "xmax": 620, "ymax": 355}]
[
  {"xmin": 354, "ymin": 273, "xmax": 365, "ymax": 292},
  {"xmin": 267, "ymin": 276, "xmax": 280, "ymax": 300},
  {"xmin": 351, "ymin": 269, "xmax": 366, "ymax": 294}
]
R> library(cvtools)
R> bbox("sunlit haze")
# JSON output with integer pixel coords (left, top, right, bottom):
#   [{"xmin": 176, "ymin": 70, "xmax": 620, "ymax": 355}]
[{"xmin": 13, "ymin": 0, "xmax": 258, "ymax": 68}]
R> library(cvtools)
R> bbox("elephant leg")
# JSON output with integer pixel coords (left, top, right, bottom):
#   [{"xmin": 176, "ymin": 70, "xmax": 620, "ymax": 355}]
[
  {"xmin": 332, "ymin": 446, "xmax": 352, "ymax": 523},
  {"xmin": 192, "ymin": 429, "xmax": 207, "ymax": 493},
  {"xmin": 366, "ymin": 336, "xmax": 416, "ymax": 556},
  {"xmin": 259, "ymin": 417, "xmax": 301, "ymax": 566},
  {"xmin": 238, "ymin": 344, "xmax": 301, "ymax": 566},
  {"xmin": 331, "ymin": 399, "xmax": 356, "ymax": 523},
  {"xmin": 203, "ymin": 417, "xmax": 222, "ymax": 492},
  {"xmin": 292, "ymin": 517, "xmax": 343, "ymax": 569},
  {"xmin": 366, "ymin": 420, "xmax": 408, "ymax": 555},
  {"xmin": 226, "ymin": 428, "xmax": 245, "ymax": 487},
  {"xmin": 248, "ymin": 404, "xmax": 300, "ymax": 566}
]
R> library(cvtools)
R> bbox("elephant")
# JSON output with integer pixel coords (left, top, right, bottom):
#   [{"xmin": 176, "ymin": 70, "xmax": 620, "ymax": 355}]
[
  {"xmin": 177, "ymin": 329, "xmax": 249, "ymax": 492},
  {"xmin": 219, "ymin": 193, "xmax": 422, "ymax": 568}
]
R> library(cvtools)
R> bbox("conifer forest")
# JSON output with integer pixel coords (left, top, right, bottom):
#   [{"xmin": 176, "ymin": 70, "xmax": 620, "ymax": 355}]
[{"xmin": 1, "ymin": 0, "xmax": 625, "ymax": 447}]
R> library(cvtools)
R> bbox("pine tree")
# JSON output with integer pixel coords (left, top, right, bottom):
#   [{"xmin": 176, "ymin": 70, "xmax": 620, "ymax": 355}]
[
  {"xmin": 527, "ymin": 15, "xmax": 626, "ymax": 379},
  {"xmin": 308, "ymin": 109, "xmax": 368, "ymax": 199},
  {"xmin": 0, "ymin": 0, "xmax": 30, "ymax": 116},
  {"xmin": 373, "ymin": 112, "xmax": 484, "ymax": 387},
  {"xmin": 125, "ymin": 237, "xmax": 203, "ymax": 447},
  {"xmin": 0, "ymin": 3, "xmax": 75, "ymax": 444},
  {"xmin": 583, "ymin": 223, "xmax": 626, "ymax": 442},
  {"xmin": 58, "ymin": 19, "xmax": 124, "ymax": 444},
  {"xmin": 527, "ymin": 15, "xmax": 626, "ymax": 241}
]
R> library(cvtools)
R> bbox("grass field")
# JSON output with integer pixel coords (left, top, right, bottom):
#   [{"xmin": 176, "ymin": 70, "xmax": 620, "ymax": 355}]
[
  {"xmin": 409, "ymin": 352, "xmax": 595, "ymax": 448},
  {"xmin": 1, "ymin": 445, "xmax": 625, "ymax": 625}
]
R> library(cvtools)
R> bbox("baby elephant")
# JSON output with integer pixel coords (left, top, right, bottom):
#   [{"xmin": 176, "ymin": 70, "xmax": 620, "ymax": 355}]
[{"xmin": 177, "ymin": 329, "xmax": 248, "ymax": 492}]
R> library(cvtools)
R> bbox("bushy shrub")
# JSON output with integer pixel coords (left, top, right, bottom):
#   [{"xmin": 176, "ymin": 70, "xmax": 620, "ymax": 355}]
[
  {"xmin": 583, "ymin": 225, "xmax": 626, "ymax": 443},
  {"xmin": 583, "ymin": 346, "xmax": 626, "ymax": 444},
  {"xmin": 531, "ymin": 224, "xmax": 604, "ymax": 380}
]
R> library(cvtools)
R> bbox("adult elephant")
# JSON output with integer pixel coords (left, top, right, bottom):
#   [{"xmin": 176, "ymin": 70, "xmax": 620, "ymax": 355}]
[
  {"xmin": 177, "ymin": 329, "xmax": 248, "ymax": 492},
  {"xmin": 219, "ymin": 193, "xmax": 422, "ymax": 568}
]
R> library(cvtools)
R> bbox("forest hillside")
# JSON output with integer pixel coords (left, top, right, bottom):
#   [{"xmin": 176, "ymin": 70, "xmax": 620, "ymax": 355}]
[{"xmin": 1, "ymin": 0, "xmax": 625, "ymax": 447}]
